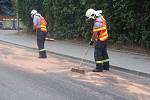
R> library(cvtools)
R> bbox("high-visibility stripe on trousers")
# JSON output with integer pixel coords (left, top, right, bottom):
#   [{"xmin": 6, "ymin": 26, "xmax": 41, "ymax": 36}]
[
  {"xmin": 39, "ymin": 49, "xmax": 46, "ymax": 52},
  {"xmin": 95, "ymin": 59, "xmax": 109, "ymax": 64}
]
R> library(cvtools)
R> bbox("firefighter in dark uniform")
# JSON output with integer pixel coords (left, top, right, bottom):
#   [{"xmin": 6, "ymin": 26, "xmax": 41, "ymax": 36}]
[
  {"xmin": 85, "ymin": 8, "xmax": 109, "ymax": 72},
  {"xmin": 31, "ymin": 10, "xmax": 47, "ymax": 58}
]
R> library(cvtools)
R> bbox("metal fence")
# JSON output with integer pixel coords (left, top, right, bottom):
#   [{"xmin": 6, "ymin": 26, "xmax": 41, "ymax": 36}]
[{"xmin": 0, "ymin": 19, "xmax": 24, "ymax": 30}]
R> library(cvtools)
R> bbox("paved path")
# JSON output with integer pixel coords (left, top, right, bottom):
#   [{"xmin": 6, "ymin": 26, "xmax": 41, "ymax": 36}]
[{"xmin": 0, "ymin": 30, "xmax": 150, "ymax": 77}]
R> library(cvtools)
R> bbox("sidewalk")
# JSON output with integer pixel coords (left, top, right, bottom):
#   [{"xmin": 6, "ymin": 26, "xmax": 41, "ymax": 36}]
[{"xmin": 0, "ymin": 30, "xmax": 150, "ymax": 77}]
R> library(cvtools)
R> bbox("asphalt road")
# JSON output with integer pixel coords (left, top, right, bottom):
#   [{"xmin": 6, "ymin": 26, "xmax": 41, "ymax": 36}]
[
  {"xmin": 0, "ymin": 41, "xmax": 150, "ymax": 100},
  {"xmin": 0, "ymin": 63, "xmax": 108, "ymax": 100}
]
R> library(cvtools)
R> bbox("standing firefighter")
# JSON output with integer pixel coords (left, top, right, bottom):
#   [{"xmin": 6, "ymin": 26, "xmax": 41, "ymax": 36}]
[
  {"xmin": 31, "ymin": 10, "xmax": 47, "ymax": 58},
  {"xmin": 86, "ymin": 8, "xmax": 109, "ymax": 72}
]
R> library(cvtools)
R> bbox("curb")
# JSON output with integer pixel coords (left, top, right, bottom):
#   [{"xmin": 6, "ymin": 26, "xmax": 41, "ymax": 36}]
[{"xmin": 0, "ymin": 40, "xmax": 150, "ymax": 78}]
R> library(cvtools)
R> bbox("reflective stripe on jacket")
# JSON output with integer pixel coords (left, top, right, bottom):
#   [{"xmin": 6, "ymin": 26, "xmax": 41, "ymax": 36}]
[{"xmin": 40, "ymin": 16, "xmax": 47, "ymax": 32}]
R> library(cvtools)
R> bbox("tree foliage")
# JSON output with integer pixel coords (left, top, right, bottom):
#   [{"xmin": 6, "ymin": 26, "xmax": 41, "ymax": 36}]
[
  {"xmin": 18, "ymin": 0, "xmax": 150, "ymax": 47},
  {"xmin": 0, "ymin": 0, "xmax": 15, "ymax": 16},
  {"xmin": 18, "ymin": 0, "xmax": 44, "ymax": 30},
  {"xmin": 106, "ymin": 0, "xmax": 150, "ymax": 47}
]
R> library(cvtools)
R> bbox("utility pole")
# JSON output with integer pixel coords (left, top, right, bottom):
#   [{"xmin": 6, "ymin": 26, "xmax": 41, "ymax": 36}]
[{"xmin": 16, "ymin": 0, "xmax": 20, "ymax": 32}]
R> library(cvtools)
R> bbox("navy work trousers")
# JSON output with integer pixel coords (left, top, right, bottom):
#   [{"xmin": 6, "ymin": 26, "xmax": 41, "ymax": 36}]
[
  {"xmin": 37, "ymin": 29, "xmax": 47, "ymax": 58},
  {"xmin": 94, "ymin": 40, "xmax": 109, "ymax": 71}
]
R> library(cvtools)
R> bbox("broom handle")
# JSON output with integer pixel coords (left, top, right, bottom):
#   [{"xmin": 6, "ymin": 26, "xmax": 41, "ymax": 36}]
[
  {"xmin": 33, "ymin": 32, "xmax": 37, "ymax": 48},
  {"xmin": 79, "ymin": 45, "xmax": 90, "ymax": 67}
]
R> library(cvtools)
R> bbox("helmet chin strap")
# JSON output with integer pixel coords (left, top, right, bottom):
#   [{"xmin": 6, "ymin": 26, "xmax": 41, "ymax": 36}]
[
  {"xmin": 89, "ymin": 14, "xmax": 96, "ymax": 19},
  {"xmin": 31, "ymin": 14, "xmax": 34, "ymax": 18},
  {"xmin": 93, "ymin": 15, "xmax": 97, "ymax": 19}
]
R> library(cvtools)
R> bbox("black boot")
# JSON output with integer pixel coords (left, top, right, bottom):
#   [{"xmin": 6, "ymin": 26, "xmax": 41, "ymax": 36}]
[
  {"xmin": 93, "ymin": 64, "xmax": 103, "ymax": 72},
  {"xmin": 39, "ymin": 51, "xmax": 47, "ymax": 58},
  {"xmin": 38, "ymin": 51, "xmax": 42, "ymax": 58},
  {"xmin": 42, "ymin": 51, "xmax": 47, "ymax": 58},
  {"xmin": 103, "ymin": 61, "xmax": 109, "ymax": 71}
]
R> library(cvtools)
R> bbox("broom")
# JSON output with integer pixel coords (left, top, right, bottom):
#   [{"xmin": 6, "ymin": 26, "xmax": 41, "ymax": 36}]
[
  {"xmin": 71, "ymin": 45, "xmax": 91, "ymax": 74},
  {"xmin": 45, "ymin": 32, "xmax": 55, "ymax": 41}
]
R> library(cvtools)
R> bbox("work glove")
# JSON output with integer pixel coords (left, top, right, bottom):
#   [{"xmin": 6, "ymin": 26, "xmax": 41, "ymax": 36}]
[
  {"xmin": 89, "ymin": 41, "xmax": 94, "ymax": 45},
  {"xmin": 32, "ymin": 29, "xmax": 35, "ymax": 32}
]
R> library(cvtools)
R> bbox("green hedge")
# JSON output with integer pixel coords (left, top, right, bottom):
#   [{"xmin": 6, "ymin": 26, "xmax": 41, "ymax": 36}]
[{"xmin": 18, "ymin": 0, "xmax": 150, "ymax": 47}]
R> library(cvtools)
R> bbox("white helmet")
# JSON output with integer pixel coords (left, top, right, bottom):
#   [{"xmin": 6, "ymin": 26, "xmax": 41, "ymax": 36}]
[
  {"xmin": 95, "ymin": 10, "xmax": 102, "ymax": 16},
  {"xmin": 85, "ymin": 8, "xmax": 96, "ymax": 19},
  {"xmin": 85, "ymin": 8, "xmax": 103, "ymax": 19},
  {"xmin": 30, "ymin": 10, "xmax": 37, "ymax": 15}
]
